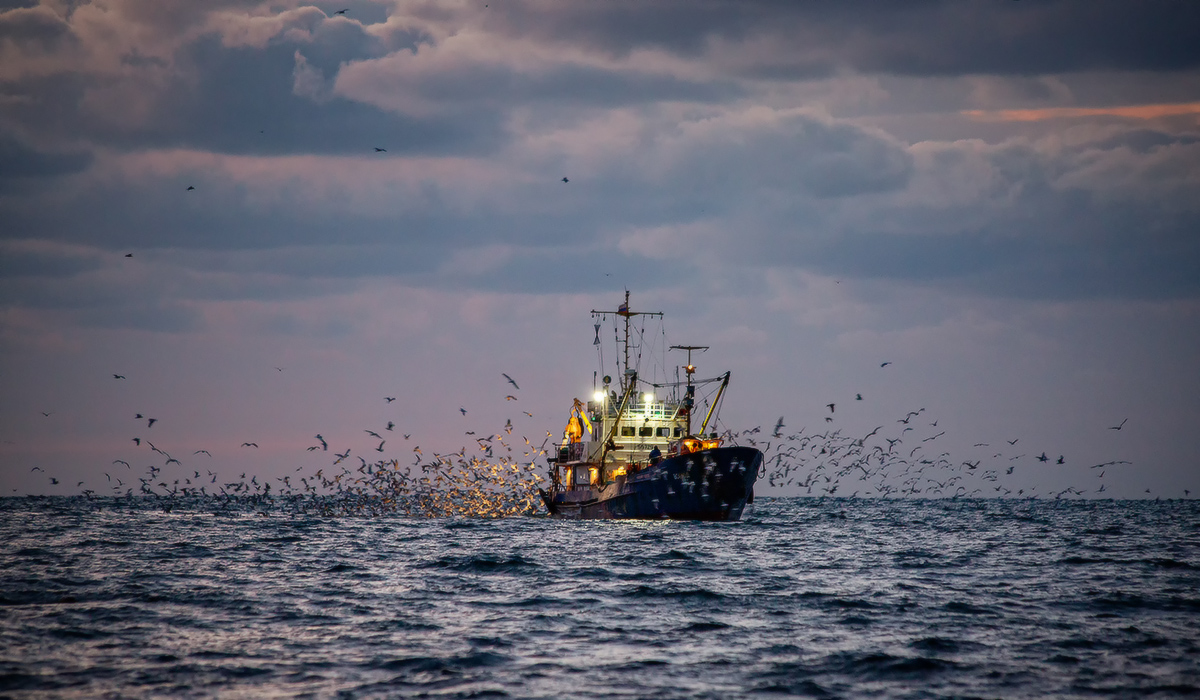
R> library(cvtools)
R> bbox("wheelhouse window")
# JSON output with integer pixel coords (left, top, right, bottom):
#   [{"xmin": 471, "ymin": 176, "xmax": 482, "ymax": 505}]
[
  {"xmin": 621, "ymin": 426, "xmax": 635, "ymax": 437},
  {"xmin": 656, "ymin": 427, "xmax": 671, "ymax": 437}
]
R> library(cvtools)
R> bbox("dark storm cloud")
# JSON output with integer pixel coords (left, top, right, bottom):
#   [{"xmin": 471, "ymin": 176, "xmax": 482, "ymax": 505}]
[
  {"xmin": 749, "ymin": 134, "xmax": 1200, "ymax": 300},
  {"xmin": 0, "ymin": 132, "xmax": 91, "ymax": 184},
  {"xmin": 488, "ymin": 0, "xmax": 1200, "ymax": 78},
  {"xmin": 0, "ymin": 241, "xmax": 101, "ymax": 278}
]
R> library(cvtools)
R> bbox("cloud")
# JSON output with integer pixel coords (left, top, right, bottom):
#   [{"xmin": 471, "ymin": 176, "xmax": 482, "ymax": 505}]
[
  {"xmin": 964, "ymin": 102, "xmax": 1200, "ymax": 122},
  {"xmin": 0, "ymin": 131, "xmax": 92, "ymax": 184}
]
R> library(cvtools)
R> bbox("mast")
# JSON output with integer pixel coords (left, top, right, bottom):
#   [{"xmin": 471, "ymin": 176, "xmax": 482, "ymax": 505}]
[
  {"xmin": 592, "ymin": 291, "xmax": 662, "ymax": 397},
  {"xmin": 670, "ymin": 345, "xmax": 707, "ymax": 435}
]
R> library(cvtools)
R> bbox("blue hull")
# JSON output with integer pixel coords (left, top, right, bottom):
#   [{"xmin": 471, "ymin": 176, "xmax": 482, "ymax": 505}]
[{"xmin": 542, "ymin": 446, "xmax": 761, "ymax": 521}]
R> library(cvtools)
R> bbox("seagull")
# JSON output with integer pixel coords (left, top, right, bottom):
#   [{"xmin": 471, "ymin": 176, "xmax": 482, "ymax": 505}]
[
  {"xmin": 459, "ymin": 408, "xmax": 467, "ymax": 416},
  {"xmin": 147, "ymin": 418, "xmax": 157, "ymax": 428},
  {"xmin": 386, "ymin": 421, "xmax": 394, "ymax": 431},
  {"xmin": 523, "ymin": 411, "xmax": 533, "ymax": 417},
  {"xmin": 132, "ymin": 438, "xmax": 140, "ymax": 446},
  {"xmin": 315, "ymin": 434, "xmax": 328, "ymax": 450},
  {"xmin": 826, "ymin": 403, "xmax": 835, "ymax": 413},
  {"xmin": 1109, "ymin": 418, "xmax": 1128, "ymax": 431},
  {"xmin": 855, "ymin": 394, "xmax": 862, "ymax": 401},
  {"xmin": 334, "ymin": 8, "xmax": 348, "ymax": 14},
  {"xmin": 880, "ymin": 361, "xmax": 892, "ymax": 367},
  {"xmin": 1037, "ymin": 452, "xmax": 1048, "ymax": 462},
  {"xmin": 1007, "ymin": 438, "xmax": 1019, "ymax": 445},
  {"xmin": 561, "ymin": 177, "xmax": 569, "ymax": 183},
  {"xmin": 186, "ymin": 186, "xmax": 195, "ymax": 191},
  {"xmin": 502, "ymin": 373, "xmax": 520, "ymax": 390},
  {"xmin": 124, "ymin": 253, "xmax": 133, "ymax": 258},
  {"xmin": 505, "ymin": 395, "xmax": 517, "ymax": 401},
  {"xmin": 50, "ymin": 477, "xmax": 59, "ymax": 484},
  {"xmin": 31, "ymin": 466, "xmax": 43, "ymax": 472},
  {"xmin": 41, "ymin": 411, "xmax": 52, "ymax": 417},
  {"xmin": 113, "ymin": 374, "xmax": 126, "ymax": 379},
  {"xmin": 365, "ymin": 430, "xmax": 382, "ymax": 439},
  {"xmin": 194, "ymin": 450, "xmax": 211, "ymax": 456},
  {"xmin": 1056, "ymin": 455, "xmax": 1065, "ymax": 464},
  {"xmin": 113, "ymin": 460, "xmax": 130, "ymax": 468},
  {"xmin": 773, "ymin": 417, "xmax": 785, "ymax": 438},
  {"xmin": 241, "ymin": 442, "xmax": 258, "ymax": 448},
  {"xmin": 385, "ymin": 397, "xmax": 396, "ymax": 403},
  {"xmin": 374, "ymin": 147, "xmax": 386, "ymax": 152}
]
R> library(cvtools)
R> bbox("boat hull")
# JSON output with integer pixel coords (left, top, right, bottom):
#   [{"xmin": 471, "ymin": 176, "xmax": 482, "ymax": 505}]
[{"xmin": 542, "ymin": 445, "xmax": 761, "ymax": 521}]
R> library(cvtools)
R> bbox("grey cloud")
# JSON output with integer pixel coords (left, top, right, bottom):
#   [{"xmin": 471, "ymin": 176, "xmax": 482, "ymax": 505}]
[
  {"xmin": 1089, "ymin": 129, "xmax": 1200, "ymax": 154},
  {"xmin": 72, "ymin": 301, "xmax": 204, "ymax": 333},
  {"xmin": 750, "ymin": 137, "xmax": 1200, "ymax": 300},
  {"xmin": 663, "ymin": 112, "xmax": 913, "ymax": 200},
  {"xmin": 0, "ymin": 4, "xmax": 70, "ymax": 47},
  {"xmin": 0, "ymin": 241, "xmax": 102, "ymax": 277},
  {"xmin": 0, "ymin": 132, "xmax": 92, "ymax": 182},
  {"xmin": 487, "ymin": 1, "xmax": 1200, "ymax": 78}
]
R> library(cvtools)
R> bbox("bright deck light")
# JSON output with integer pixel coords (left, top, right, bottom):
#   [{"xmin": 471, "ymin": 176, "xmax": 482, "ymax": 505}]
[
  {"xmin": 594, "ymin": 391, "xmax": 605, "ymax": 402},
  {"xmin": 643, "ymin": 393, "xmax": 655, "ymax": 403}
]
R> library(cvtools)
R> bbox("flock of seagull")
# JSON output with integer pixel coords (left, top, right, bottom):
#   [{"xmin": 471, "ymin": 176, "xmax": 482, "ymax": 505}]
[
  {"xmin": 741, "ymin": 375, "xmax": 1157, "ymax": 500},
  {"xmin": 18, "ymin": 358, "xmax": 1191, "ymax": 514},
  {"xmin": 24, "ymin": 372, "xmax": 550, "ymax": 518}
]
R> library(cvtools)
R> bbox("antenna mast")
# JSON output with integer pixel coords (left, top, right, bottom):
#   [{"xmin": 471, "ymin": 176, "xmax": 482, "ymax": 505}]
[
  {"xmin": 592, "ymin": 291, "xmax": 662, "ymax": 396},
  {"xmin": 670, "ymin": 345, "xmax": 708, "ymax": 436}
]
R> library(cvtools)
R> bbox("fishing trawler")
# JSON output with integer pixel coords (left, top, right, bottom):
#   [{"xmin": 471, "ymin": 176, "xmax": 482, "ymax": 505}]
[{"xmin": 540, "ymin": 292, "xmax": 762, "ymax": 520}]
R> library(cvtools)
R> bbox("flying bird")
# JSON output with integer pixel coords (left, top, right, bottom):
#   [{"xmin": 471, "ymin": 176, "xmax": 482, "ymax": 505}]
[
  {"xmin": 826, "ymin": 403, "xmax": 835, "ymax": 413},
  {"xmin": 1037, "ymin": 452, "xmax": 1049, "ymax": 462},
  {"xmin": 113, "ymin": 374, "xmax": 126, "ymax": 379},
  {"xmin": 374, "ymin": 147, "xmax": 386, "ymax": 152},
  {"xmin": 386, "ymin": 421, "xmax": 394, "ymax": 431},
  {"xmin": 502, "ymin": 373, "xmax": 520, "ymax": 390},
  {"xmin": 241, "ymin": 442, "xmax": 258, "ymax": 448},
  {"xmin": 506, "ymin": 395, "xmax": 517, "ymax": 401},
  {"xmin": 124, "ymin": 253, "xmax": 133, "ymax": 257},
  {"xmin": 194, "ymin": 450, "xmax": 211, "ymax": 456},
  {"xmin": 385, "ymin": 397, "xmax": 396, "ymax": 403},
  {"xmin": 773, "ymin": 417, "xmax": 785, "ymax": 438},
  {"xmin": 113, "ymin": 460, "xmax": 130, "ymax": 468},
  {"xmin": 41, "ymin": 411, "xmax": 52, "ymax": 417},
  {"xmin": 186, "ymin": 186, "xmax": 195, "ymax": 191},
  {"xmin": 1109, "ymin": 418, "xmax": 1128, "ymax": 431},
  {"xmin": 147, "ymin": 418, "xmax": 157, "ymax": 428},
  {"xmin": 1056, "ymin": 455, "xmax": 1065, "ymax": 464},
  {"xmin": 334, "ymin": 8, "xmax": 348, "ymax": 14},
  {"xmin": 855, "ymin": 394, "xmax": 862, "ymax": 401},
  {"xmin": 880, "ymin": 361, "xmax": 892, "ymax": 367},
  {"xmin": 561, "ymin": 177, "xmax": 569, "ymax": 183},
  {"xmin": 459, "ymin": 408, "xmax": 467, "ymax": 416},
  {"xmin": 132, "ymin": 438, "xmax": 140, "ymax": 446}
]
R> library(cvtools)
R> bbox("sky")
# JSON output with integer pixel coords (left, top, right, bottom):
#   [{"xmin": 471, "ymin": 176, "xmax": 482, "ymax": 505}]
[{"xmin": 1, "ymin": 0, "xmax": 1198, "ymax": 499}]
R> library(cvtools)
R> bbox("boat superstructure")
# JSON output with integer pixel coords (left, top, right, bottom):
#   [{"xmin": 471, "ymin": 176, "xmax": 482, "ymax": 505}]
[{"xmin": 541, "ymin": 292, "xmax": 761, "ymax": 520}]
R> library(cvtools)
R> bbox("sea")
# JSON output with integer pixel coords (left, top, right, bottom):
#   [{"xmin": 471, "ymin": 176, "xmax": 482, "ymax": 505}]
[{"xmin": 2, "ymin": 496, "xmax": 1198, "ymax": 699}]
